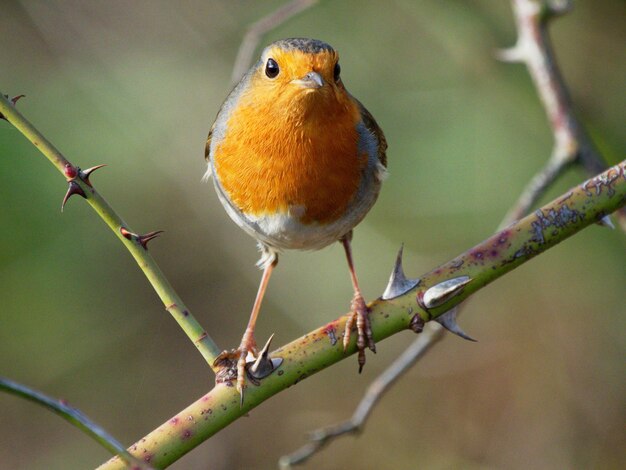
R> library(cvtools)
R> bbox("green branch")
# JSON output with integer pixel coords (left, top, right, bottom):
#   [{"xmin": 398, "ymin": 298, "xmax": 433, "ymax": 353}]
[
  {"xmin": 0, "ymin": 93, "xmax": 221, "ymax": 369},
  {"xmin": 99, "ymin": 160, "xmax": 626, "ymax": 469},
  {"xmin": 0, "ymin": 376, "xmax": 148, "ymax": 469}
]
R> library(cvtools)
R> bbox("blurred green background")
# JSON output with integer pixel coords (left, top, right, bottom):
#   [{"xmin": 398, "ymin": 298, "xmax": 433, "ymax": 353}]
[{"xmin": 1, "ymin": 1, "xmax": 624, "ymax": 469}]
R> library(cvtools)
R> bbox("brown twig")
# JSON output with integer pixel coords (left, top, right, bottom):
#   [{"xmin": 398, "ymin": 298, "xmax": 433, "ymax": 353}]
[
  {"xmin": 496, "ymin": 0, "xmax": 624, "ymax": 229},
  {"xmin": 230, "ymin": 0, "xmax": 319, "ymax": 85},
  {"xmin": 279, "ymin": 1, "xmax": 624, "ymax": 465},
  {"xmin": 279, "ymin": 323, "xmax": 446, "ymax": 468}
]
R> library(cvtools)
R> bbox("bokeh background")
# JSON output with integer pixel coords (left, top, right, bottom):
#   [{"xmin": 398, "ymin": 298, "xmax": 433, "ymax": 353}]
[{"xmin": 1, "ymin": 1, "xmax": 624, "ymax": 469}]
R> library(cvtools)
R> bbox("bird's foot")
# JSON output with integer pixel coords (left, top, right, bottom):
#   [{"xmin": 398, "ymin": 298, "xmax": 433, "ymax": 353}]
[
  {"xmin": 213, "ymin": 333, "xmax": 257, "ymax": 404},
  {"xmin": 343, "ymin": 292, "xmax": 375, "ymax": 372},
  {"xmin": 213, "ymin": 334, "xmax": 282, "ymax": 405}
]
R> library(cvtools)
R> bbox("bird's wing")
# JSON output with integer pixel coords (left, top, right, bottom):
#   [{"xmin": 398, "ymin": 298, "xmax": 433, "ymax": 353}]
[
  {"xmin": 355, "ymin": 100, "xmax": 387, "ymax": 168},
  {"xmin": 204, "ymin": 122, "xmax": 215, "ymax": 162}
]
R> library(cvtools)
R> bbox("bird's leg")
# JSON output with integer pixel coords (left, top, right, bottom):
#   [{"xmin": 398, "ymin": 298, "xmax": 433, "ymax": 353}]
[
  {"xmin": 341, "ymin": 233, "xmax": 375, "ymax": 372},
  {"xmin": 236, "ymin": 257, "xmax": 277, "ymax": 399},
  {"xmin": 214, "ymin": 257, "xmax": 277, "ymax": 403}
]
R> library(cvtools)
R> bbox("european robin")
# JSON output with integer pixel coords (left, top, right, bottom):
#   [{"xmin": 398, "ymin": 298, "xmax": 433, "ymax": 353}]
[{"xmin": 205, "ymin": 38, "xmax": 387, "ymax": 399}]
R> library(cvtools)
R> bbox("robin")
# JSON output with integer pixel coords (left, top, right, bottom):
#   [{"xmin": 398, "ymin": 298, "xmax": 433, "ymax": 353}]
[{"xmin": 205, "ymin": 38, "xmax": 387, "ymax": 398}]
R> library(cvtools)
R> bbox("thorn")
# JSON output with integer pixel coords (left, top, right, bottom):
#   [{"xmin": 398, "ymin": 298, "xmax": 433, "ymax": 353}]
[
  {"xmin": 597, "ymin": 215, "xmax": 615, "ymax": 229},
  {"xmin": 494, "ymin": 45, "xmax": 524, "ymax": 63},
  {"xmin": 434, "ymin": 307, "xmax": 476, "ymax": 342},
  {"xmin": 61, "ymin": 181, "xmax": 86, "ymax": 211},
  {"xmin": 119, "ymin": 227, "xmax": 163, "ymax": 249},
  {"xmin": 249, "ymin": 335, "xmax": 273, "ymax": 376},
  {"xmin": 11, "ymin": 94, "xmax": 25, "ymax": 106},
  {"xmin": 137, "ymin": 231, "xmax": 164, "ymax": 249},
  {"xmin": 381, "ymin": 244, "xmax": 420, "ymax": 300},
  {"xmin": 248, "ymin": 333, "xmax": 282, "ymax": 379},
  {"xmin": 544, "ymin": 0, "xmax": 572, "ymax": 19},
  {"xmin": 81, "ymin": 164, "xmax": 106, "ymax": 187},
  {"xmin": 423, "ymin": 276, "xmax": 471, "ymax": 309},
  {"xmin": 1, "ymin": 94, "xmax": 25, "ymax": 121},
  {"xmin": 325, "ymin": 325, "xmax": 338, "ymax": 346}
]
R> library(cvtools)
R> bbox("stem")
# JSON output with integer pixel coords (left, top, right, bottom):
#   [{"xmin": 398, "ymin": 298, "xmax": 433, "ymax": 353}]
[
  {"xmin": 0, "ymin": 377, "xmax": 148, "ymax": 469},
  {"xmin": 498, "ymin": 0, "xmax": 625, "ymax": 229},
  {"xmin": 0, "ymin": 94, "xmax": 221, "ymax": 369},
  {"xmin": 99, "ymin": 160, "xmax": 626, "ymax": 469}
]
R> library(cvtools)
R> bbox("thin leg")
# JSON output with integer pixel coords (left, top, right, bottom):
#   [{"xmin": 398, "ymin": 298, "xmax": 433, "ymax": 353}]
[
  {"xmin": 235, "ymin": 257, "xmax": 277, "ymax": 399},
  {"xmin": 341, "ymin": 233, "xmax": 375, "ymax": 373}
]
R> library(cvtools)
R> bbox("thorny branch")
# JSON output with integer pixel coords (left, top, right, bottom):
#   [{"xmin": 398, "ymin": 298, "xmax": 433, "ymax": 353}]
[
  {"xmin": 0, "ymin": 93, "xmax": 222, "ymax": 370},
  {"xmin": 280, "ymin": 0, "xmax": 625, "ymax": 465},
  {"xmin": 101, "ymin": 158, "xmax": 626, "ymax": 469}
]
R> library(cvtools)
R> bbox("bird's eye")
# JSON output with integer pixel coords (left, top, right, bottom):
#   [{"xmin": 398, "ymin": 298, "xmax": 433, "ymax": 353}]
[
  {"xmin": 333, "ymin": 62, "xmax": 341, "ymax": 82},
  {"xmin": 265, "ymin": 58, "xmax": 279, "ymax": 78}
]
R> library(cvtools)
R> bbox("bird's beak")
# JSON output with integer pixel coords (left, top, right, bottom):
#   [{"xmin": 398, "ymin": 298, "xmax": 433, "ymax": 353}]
[{"xmin": 292, "ymin": 71, "xmax": 324, "ymax": 89}]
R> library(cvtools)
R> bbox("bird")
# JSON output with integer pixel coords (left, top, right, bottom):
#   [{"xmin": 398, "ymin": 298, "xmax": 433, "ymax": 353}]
[{"xmin": 205, "ymin": 37, "xmax": 387, "ymax": 399}]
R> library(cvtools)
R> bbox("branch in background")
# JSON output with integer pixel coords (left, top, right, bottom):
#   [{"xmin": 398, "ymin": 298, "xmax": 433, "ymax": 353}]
[
  {"xmin": 0, "ymin": 94, "xmax": 222, "ymax": 370},
  {"xmin": 281, "ymin": 1, "xmax": 625, "ymax": 464},
  {"xmin": 0, "ymin": 376, "xmax": 149, "ymax": 470},
  {"xmin": 99, "ymin": 159, "xmax": 626, "ymax": 469},
  {"xmin": 230, "ymin": 0, "xmax": 319, "ymax": 85},
  {"xmin": 496, "ymin": 0, "xmax": 626, "ymax": 230},
  {"xmin": 279, "ymin": 323, "xmax": 446, "ymax": 468}
]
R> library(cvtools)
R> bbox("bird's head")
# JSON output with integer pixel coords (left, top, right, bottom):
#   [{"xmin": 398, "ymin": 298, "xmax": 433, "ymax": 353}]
[{"xmin": 246, "ymin": 38, "xmax": 350, "ymax": 115}]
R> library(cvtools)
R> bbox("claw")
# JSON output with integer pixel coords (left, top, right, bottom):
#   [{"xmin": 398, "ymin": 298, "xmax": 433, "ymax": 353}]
[
  {"xmin": 61, "ymin": 180, "xmax": 87, "ymax": 211},
  {"xmin": 249, "ymin": 334, "xmax": 283, "ymax": 380},
  {"xmin": 434, "ymin": 307, "xmax": 476, "ymax": 342},
  {"xmin": 213, "ymin": 350, "xmax": 239, "ymax": 387},
  {"xmin": 236, "ymin": 349, "xmax": 248, "ymax": 404},
  {"xmin": 342, "ymin": 313, "xmax": 355, "ymax": 352},
  {"xmin": 344, "ymin": 294, "xmax": 374, "ymax": 373},
  {"xmin": 358, "ymin": 350, "xmax": 365, "ymax": 374},
  {"xmin": 382, "ymin": 245, "xmax": 420, "ymax": 300}
]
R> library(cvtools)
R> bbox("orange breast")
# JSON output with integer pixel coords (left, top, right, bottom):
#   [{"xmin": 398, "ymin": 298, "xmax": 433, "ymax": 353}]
[{"xmin": 214, "ymin": 82, "xmax": 366, "ymax": 225}]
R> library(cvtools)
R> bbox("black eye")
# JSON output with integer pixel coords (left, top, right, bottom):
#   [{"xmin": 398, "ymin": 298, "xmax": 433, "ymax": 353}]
[
  {"xmin": 265, "ymin": 58, "xmax": 279, "ymax": 78},
  {"xmin": 333, "ymin": 62, "xmax": 341, "ymax": 82}
]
